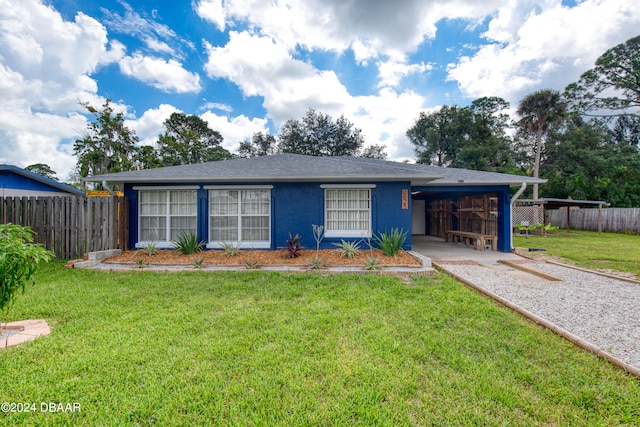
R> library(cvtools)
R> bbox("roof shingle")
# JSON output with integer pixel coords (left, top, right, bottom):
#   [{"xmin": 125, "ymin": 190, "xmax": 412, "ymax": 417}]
[{"xmin": 85, "ymin": 153, "xmax": 544, "ymax": 187}]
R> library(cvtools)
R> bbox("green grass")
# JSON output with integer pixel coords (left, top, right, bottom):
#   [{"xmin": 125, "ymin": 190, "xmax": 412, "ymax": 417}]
[
  {"xmin": 1, "ymin": 263, "xmax": 639, "ymax": 425},
  {"xmin": 514, "ymin": 230, "xmax": 640, "ymax": 277}
]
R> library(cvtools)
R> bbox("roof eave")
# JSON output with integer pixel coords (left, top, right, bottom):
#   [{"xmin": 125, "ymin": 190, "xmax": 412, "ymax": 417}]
[
  {"xmin": 423, "ymin": 179, "xmax": 547, "ymax": 187},
  {"xmin": 88, "ymin": 175, "xmax": 444, "ymax": 185}
]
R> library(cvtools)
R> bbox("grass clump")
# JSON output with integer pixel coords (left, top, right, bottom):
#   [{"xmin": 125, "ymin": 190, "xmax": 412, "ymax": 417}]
[
  {"xmin": 172, "ymin": 231, "xmax": 205, "ymax": 255},
  {"xmin": 373, "ymin": 227, "xmax": 408, "ymax": 256},
  {"xmin": 2, "ymin": 265, "xmax": 639, "ymax": 425}
]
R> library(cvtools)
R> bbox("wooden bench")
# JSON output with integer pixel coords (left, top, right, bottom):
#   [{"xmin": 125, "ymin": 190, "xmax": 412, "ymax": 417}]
[{"xmin": 444, "ymin": 230, "xmax": 497, "ymax": 251}]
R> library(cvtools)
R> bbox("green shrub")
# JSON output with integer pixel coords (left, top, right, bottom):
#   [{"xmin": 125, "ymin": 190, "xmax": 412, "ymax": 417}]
[
  {"xmin": 373, "ymin": 228, "xmax": 408, "ymax": 256},
  {"xmin": 333, "ymin": 240, "xmax": 361, "ymax": 258},
  {"xmin": 0, "ymin": 224, "xmax": 53, "ymax": 311},
  {"xmin": 172, "ymin": 231, "xmax": 205, "ymax": 255}
]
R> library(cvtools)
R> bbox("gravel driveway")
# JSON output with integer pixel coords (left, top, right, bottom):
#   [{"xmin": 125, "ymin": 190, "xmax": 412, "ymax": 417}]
[{"xmin": 436, "ymin": 259, "xmax": 640, "ymax": 373}]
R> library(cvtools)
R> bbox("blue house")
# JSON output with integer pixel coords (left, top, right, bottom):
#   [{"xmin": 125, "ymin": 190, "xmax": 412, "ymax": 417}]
[
  {"xmin": 0, "ymin": 165, "xmax": 84, "ymax": 197},
  {"xmin": 85, "ymin": 154, "xmax": 543, "ymax": 253}
]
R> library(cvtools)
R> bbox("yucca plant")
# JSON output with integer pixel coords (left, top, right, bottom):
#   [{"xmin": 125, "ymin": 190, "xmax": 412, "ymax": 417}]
[
  {"xmin": 143, "ymin": 241, "xmax": 159, "ymax": 256},
  {"xmin": 333, "ymin": 240, "xmax": 361, "ymax": 258},
  {"xmin": 309, "ymin": 255, "xmax": 324, "ymax": 270},
  {"xmin": 373, "ymin": 228, "xmax": 408, "ymax": 256},
  {"xmin": 220, "ymin": 241, "xmax": 242, "ymax": 256},
  {"xmin": 172, "ymin": 231, "xmax": 205, "ymax": 255},
  {"xmin": 364, "ymin": 256, "xmax": 380, "ymax": 270}
]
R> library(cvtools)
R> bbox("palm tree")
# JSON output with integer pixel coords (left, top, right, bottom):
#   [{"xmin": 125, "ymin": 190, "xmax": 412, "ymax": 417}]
[{"xmin": 517, "ymin": 89, "xmax": 566, "ymax": 201}]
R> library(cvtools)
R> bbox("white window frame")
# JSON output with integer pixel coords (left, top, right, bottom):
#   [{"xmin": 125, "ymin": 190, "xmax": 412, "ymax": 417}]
[
  {"xmin": 134, "ymin": 186, "xmax": 199, "ymax": 249},
  {"xmin": 321, "ymin": 184, "xmax": 375, "ymax": 238},
  {"xmin": 205, "ymin": 185, "xmax": 273, "ymax": 249}
]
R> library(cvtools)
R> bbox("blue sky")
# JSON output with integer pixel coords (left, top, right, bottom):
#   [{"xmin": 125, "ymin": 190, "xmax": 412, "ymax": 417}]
[{"xmin": 1, "ymin": 0, "xmax": 639, "ymax": 180}]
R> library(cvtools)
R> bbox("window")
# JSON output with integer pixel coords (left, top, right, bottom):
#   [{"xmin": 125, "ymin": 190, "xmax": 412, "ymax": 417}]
[
  {"xmin": 207, "ymin": 187, "xmax": 271, "ymax": 248},
  {"xmin": 137, "ymin": 188, "xmax": 198, "ymax": 246},
  {"xmin": 323, "ymin": 185, "xmax": 374, "ymax": 238}
]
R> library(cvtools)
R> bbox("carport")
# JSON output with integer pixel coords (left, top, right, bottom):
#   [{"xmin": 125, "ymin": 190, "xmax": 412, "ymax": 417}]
[
  {"xmin": 411, "ymin": 185, "xmax": 512, "ymax": 252},
  {"xmin": 408, "ymin": 167, "xmax": 544, "ymax": 253}
]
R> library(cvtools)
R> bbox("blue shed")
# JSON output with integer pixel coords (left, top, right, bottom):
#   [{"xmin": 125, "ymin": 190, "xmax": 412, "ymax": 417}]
[
  {"xmin": 0, "ymin": 165, "xmax": 84, "ymax": 197},
  {"xmin": 85, "ymin": 154, "xmax": 543, "ymax": 253}
]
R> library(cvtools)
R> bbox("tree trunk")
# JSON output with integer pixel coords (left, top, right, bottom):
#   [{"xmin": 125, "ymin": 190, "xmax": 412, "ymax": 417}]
[
  {"xmin": 532, "ymin": 128, "xmax": 543, "ymax": 223},
  {"xmin": 533, "ymin": 128, "xmax": 543, "ymax": 197}
]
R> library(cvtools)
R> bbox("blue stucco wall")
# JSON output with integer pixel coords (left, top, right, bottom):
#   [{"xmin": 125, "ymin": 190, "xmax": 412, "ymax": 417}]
[
  {"xmin": 125, "ymin": 181, "xmax": 413, "ymax": 250},
  {"xmin": 0, "ymin": 170, "xmax": 69, "ymax": 194}
]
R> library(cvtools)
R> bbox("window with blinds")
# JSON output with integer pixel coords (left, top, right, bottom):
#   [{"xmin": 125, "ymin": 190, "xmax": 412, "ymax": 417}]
[
  {"xmin": 324, "ymin": 188, "xmax": 371, "ymax": 237},
  {"xmin": 209, "ymin": 189, "xmax": 271, "ymax": 246},
  {"xmin": 138, "ymin": 190, "xmax": 197, "ymax": 243}
]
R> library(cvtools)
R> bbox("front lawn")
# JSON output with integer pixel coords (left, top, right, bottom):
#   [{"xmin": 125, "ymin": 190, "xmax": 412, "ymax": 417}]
[
  {"xmin": 514, "ymin": 230, "xmax": 640, "ymax": 278},
  {"xmin": 1, "ymin": 263, "xmax": 639, "ymax": 425}
]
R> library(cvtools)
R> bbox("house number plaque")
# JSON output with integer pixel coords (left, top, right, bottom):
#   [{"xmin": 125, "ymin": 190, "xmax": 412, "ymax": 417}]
[{"xmin": 401, "ymin": 189, "xmax": 409, "ymax": 210}]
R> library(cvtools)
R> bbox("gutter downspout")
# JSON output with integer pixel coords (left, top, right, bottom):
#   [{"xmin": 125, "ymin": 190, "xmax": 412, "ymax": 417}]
[
  {"xmin": 102, "ymin": 180, "xmax": 116, "ymax": 196},
  {"xmin": 509, "ymin": 182, "xmax": 527, "ymax": 251}
]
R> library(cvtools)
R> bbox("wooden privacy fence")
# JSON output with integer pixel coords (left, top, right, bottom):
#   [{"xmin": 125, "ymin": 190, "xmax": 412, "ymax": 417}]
[
  {"xmin": 0, "ymin": 196, "xmax": 128, "ymax": 259},
  {"xmin": 546, "ymin": 207, "xmax": 640, "ymax": 234}
]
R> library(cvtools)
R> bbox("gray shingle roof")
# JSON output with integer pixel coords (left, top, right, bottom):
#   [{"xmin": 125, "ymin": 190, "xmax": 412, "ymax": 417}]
[
  {"xmin": 85, "ymin": 153, "xmax": 544, "ymax": 187},
  {"xmin": 344, "ymin": 157, "xmax": 545, "ymax": 186}
]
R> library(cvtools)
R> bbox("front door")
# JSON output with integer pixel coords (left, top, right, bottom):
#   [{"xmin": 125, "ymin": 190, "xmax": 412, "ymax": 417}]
[{"xmin": 411, "ymin": 199, "xmax": 426, "ymax": 235}]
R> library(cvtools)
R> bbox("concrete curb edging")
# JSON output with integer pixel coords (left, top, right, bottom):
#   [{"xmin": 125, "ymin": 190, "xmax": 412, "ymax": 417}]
[{"xmin": 434, "ymin": 261, "xmax": 640, "ymax": 378}]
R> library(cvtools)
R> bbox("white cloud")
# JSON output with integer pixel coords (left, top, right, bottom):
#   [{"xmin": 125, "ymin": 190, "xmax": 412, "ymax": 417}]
[
  {"xmin": 195, "ymin": 0, "xmax": 502, "ymax": 60},
  {"xmin": 200, "ymin": 102, "xmax": 233, "ymax": 113},
  {"xmin": 0, "ymin": 1, "xmax": 119, "ymax": 92},
  {"xmin": 125, "ymin": 104, "xmax": 179, "ymax": 146},
  {"xmin": 101, "ymin": 0, "xmax": 191, "ymax": 57},
  {"xmin": 202, "ymin": 29, "xmax": 429, "ymax": 161},
  {"xmin": 348, "ymin": 88, "xmax": 429, "ymax": 161},
  {"xmin": 377, "ymin": 59, "xmax": 433, "ymax": 88},
  {"xmin": 447, "ymin": 0, "xmax": 640, "ymax": 104},
  {"xmin": 204, "ymin": 31, "xmax": 351, "ymax": 124},
  {"xmin": 0, "ymin": 110, "xmax": 87, "ymax": 182},
  {"xmin": 119, "ymin": 53, "xmax": 201, "ymax": 93},
  {"xmin": 200, "ymin": 111, "xmax": 270, "ymax": 152},
  {"xmin": 0, "ymin": 0, "xmax": 123, "ymax": 179},
  {"xmin": 194, "ymin": 0, "xmax": 226, "ymax": 32},
  {"xmin": 143, "ymin": 37, "xmax": 174, "ymax": 55}
]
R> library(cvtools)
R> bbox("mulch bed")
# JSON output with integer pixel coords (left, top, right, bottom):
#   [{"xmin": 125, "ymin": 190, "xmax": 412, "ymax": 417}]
[{"xmin": 104, "ymin": 248, "xmax": 422, "ymax": 268}]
